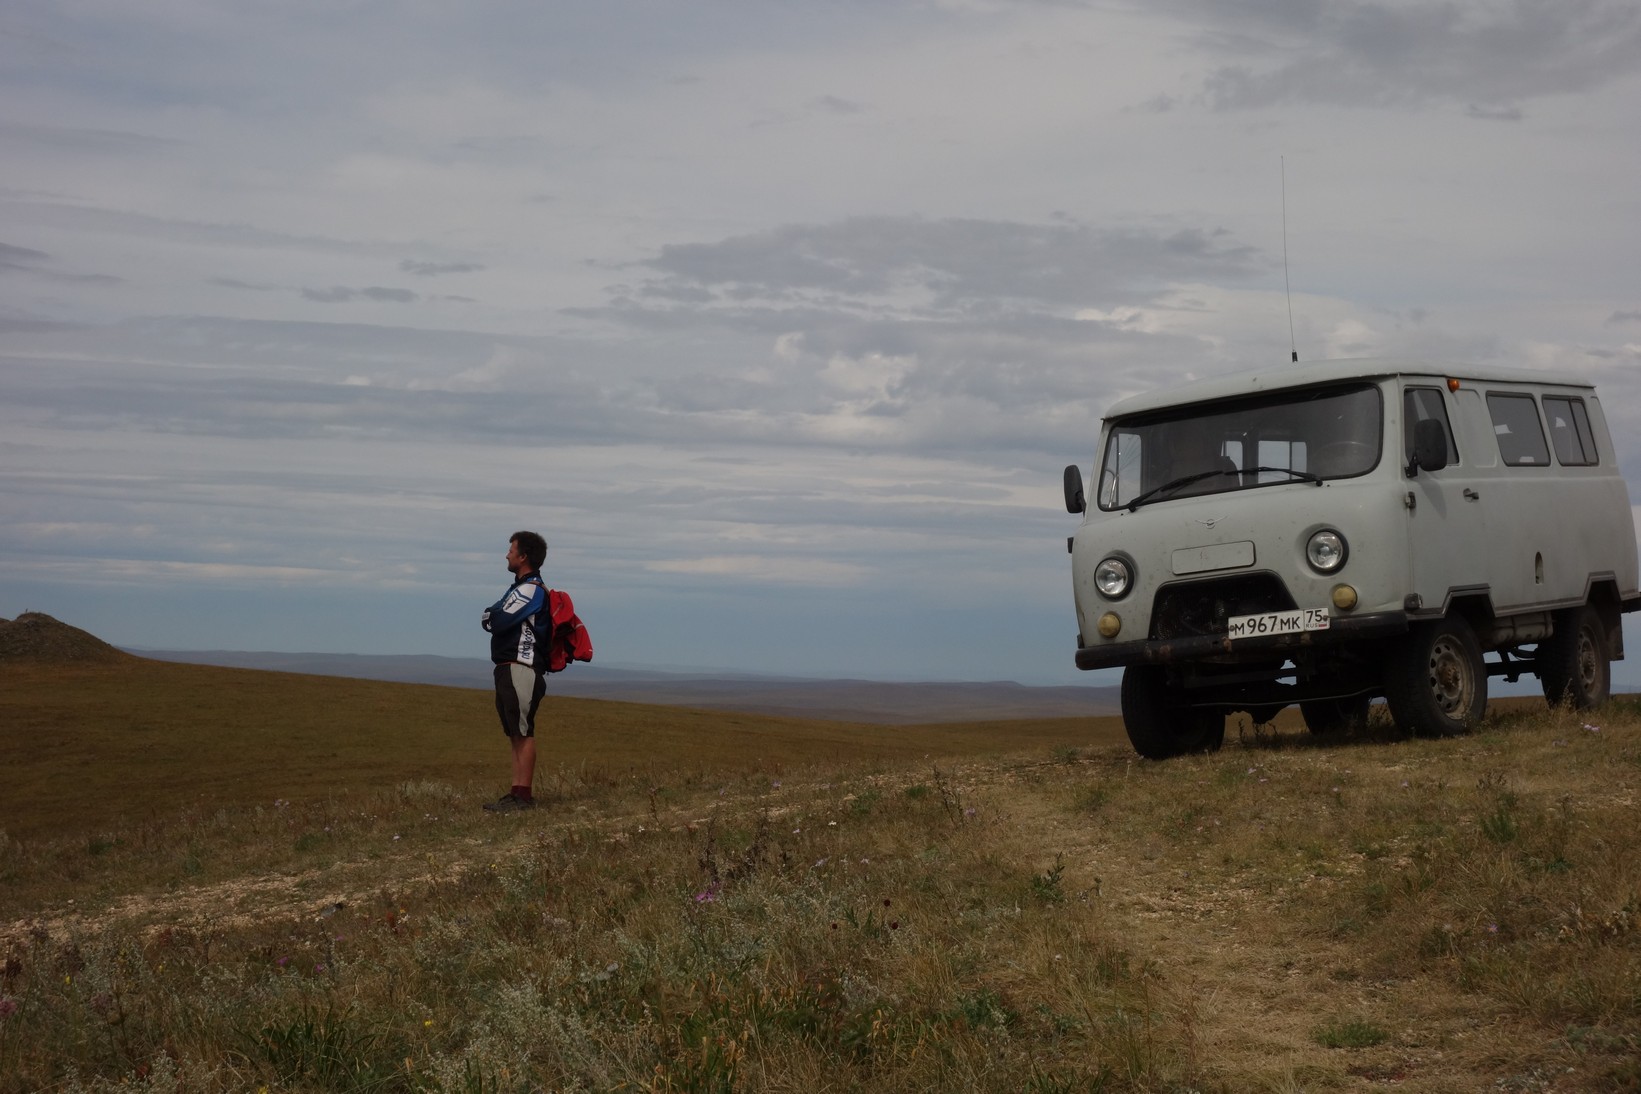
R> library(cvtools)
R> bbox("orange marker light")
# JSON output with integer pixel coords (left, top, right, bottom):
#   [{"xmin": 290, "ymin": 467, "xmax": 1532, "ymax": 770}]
[{"xmin": 1447, "ymin": 377, "xmax": 1461, "ymax": 392}]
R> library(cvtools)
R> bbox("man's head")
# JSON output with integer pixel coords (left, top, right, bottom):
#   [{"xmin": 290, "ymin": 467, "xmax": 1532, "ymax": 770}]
[{"xmin": 507, "ymin": 530, "xmax": 548, "ymax": 575}]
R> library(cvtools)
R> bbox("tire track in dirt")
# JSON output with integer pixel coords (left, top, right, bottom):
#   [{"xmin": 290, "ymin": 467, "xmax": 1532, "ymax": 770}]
[
  {"xmin": 963, "ymin": 752, "xmax": 1568, "ymax": 1090},
  {"xmin": 0, "ymin": 776, "xmax": 877, "ymax": 947}
]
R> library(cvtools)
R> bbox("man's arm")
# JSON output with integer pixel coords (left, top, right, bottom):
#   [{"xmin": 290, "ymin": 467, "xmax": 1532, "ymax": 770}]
[{"xmin": 482, "ymin": 581, "xmax": 545, "ymax": 633}]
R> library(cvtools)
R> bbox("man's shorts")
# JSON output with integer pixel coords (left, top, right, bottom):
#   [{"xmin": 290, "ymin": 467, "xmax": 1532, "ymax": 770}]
[{"xmin": 493, "ymin": 663, "xmax": 546, "ymax": 738}]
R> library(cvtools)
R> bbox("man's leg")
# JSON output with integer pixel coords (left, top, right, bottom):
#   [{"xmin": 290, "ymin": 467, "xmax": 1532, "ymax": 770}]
[
  {"xmin": 512, "ymin": 664, "xmax": 545, "ymax": 800},
  {"xmin": 487, "ymin": 664, "xmax": 540, "ymax": 811},
  {"xmin": 510, "ymin": 734, "xmax": 536, "ymax": 792}
]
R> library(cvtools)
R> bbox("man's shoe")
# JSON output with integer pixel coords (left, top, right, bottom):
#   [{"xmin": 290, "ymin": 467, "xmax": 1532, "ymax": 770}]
[{"xmin": 483, "ymin": 793, "xmax": 535, "ymax": 813}]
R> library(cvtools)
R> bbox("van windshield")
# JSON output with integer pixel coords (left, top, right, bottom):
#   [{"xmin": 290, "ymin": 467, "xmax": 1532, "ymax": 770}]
[{"xmin": 1097, "ymin": 383, "xmax": 1383, "ymax": 511}]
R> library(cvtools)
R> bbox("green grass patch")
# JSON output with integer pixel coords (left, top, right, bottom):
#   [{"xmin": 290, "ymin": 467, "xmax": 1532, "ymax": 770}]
[{"xmin": 1313, "ymin": 1018, "xmax": 1390, "ymax": 1048}]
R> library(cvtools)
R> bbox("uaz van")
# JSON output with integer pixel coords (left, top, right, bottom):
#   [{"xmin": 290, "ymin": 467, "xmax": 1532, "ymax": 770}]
[{"xmin": 1062, "ymin": 359, "xmax": 1640, "ymax": 758}]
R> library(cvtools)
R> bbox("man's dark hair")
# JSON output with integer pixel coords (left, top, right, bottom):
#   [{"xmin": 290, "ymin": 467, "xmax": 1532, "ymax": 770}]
[{"xmin": 511, "ymin": 530, "xmax": 548, "ymax": 571}]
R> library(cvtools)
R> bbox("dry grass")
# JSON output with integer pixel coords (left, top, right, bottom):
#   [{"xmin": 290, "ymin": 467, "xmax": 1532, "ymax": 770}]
[
  {"xmin": 0, "ymin": 659, "xmax": 1122, "ymax": 844},
  {"xmin": 2, "ymin": 660, "xmax": 1639, "ymax": 1092}
]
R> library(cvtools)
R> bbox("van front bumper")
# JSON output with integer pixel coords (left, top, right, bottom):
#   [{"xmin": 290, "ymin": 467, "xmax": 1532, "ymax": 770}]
[{"xmin": 1074, "ymin": 611, "xmax": 1409, "ymax": 671}]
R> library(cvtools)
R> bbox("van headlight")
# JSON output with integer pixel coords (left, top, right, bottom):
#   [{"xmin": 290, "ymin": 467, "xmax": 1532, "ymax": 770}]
[
  {"xmin": 1306, "ymin": 530, "xmax": 1348, "ymax": 573},
  {"xmin": 1095, "ymin": 557, "xmax": 1132, "ymax": 598}
]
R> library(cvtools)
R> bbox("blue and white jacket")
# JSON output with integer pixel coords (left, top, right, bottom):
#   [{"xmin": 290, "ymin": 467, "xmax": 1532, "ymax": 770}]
[{"xmin": 481, "ymin": 572, "xmax": 548, "ymax": 668}]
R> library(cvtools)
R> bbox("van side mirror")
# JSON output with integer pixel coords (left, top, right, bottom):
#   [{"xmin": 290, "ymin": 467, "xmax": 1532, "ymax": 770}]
[
  {"xmin": 1063, "ymin": 464, "xmax": 1086, "ymax": 514},
  {"xmin": 1407, "ymin": 418, "xmax": 1450, "ymax": 477}
]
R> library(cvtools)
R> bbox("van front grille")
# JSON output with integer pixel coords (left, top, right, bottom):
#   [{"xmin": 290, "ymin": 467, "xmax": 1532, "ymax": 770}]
[{"xmin": 1150, "ymin": 573, "xmax": 1296, "ymax": 640}]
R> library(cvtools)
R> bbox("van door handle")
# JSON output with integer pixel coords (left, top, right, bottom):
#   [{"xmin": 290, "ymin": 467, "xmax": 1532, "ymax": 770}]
[{"xmin": 1463, "ymin": 488, "xmax": 1480, "ymax": 500}]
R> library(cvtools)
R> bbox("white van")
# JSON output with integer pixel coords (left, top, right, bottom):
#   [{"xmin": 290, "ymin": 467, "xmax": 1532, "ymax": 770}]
[{"xmin": 1062, "ymin": 358, "xmax": 1640, "ymax": 758}]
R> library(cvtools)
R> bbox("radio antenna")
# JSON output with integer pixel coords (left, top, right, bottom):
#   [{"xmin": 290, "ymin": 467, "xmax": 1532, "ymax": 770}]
[{"xmin": 1282, "ymin": 155, "xmax": 1297, "ymax": 363}]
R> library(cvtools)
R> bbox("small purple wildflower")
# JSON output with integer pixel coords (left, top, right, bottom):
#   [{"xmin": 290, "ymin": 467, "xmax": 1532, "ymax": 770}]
[
  {"xmin": 1583, "ymin": 723, "xmax": 1601, "ymax": 733},
  {"xmin": 693, "ymin": 887, "xmax": 719, "ymax": 904},
  {"xmin": 277, "ymin": 956, "xmax": 289, "ymax": 967},
  {"xmin": 0, "ymin": 997, "xmax": 18, "ymax": 1019}
]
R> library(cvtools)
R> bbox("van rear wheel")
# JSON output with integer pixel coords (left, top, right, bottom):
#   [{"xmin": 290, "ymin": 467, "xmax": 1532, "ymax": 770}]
[
  {"xmin": 1385, "ymin": 618, "xmax": 1487, "ymax": 738},
  {"xmin": 1539, "ymin": 605, "xmax": 1610, "ymax": 709},
  {"xmin": 1121, "ymin": 664, "xmax": 1225, "ymax": 759}
]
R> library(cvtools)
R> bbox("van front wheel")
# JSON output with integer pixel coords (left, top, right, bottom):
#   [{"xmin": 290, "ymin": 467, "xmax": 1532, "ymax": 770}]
[
  {"xmin": 1538, "ymin": 605, "xmax": 1610, "ymax": 709},
  {"xmin": 1385, "ymin": 618, "xmax": 1487, "ymax": 737},
  {"xmin": 1121, "ymin": 664, "xmax": 1225, "ymax": 759}
]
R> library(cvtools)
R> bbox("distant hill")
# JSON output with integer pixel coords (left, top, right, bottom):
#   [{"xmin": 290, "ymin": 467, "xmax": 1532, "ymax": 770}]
[
  {"xmin": 0, "ymin": 613, "xmax": 134, "ymax": 664},
  {"xmin": 130, "ymin": 648, "xmax": 1123, "ymax": 723}
]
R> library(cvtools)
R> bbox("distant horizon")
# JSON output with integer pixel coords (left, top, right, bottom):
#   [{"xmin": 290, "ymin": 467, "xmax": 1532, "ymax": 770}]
[
  {"xmin": 122, "ymin": 640, "xmax": 1127, "ymax": 724},
  {"xmin": 122, "ymin": 641, "xmax": 1111, "ymax": 688},
  {"xmin": 123, "ymin": 640, "xmax": 1640, "ymax": 700}
]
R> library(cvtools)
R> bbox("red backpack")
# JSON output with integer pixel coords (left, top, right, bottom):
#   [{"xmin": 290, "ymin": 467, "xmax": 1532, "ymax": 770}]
[{"xmin": 545, "ymin": 589, "xmax": 593, "ymax": 673}]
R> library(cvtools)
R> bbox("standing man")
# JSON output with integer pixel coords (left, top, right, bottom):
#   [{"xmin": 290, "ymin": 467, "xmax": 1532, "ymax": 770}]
[{"xmin": 480, "ymin": 530, "xmax": 550, "ymax": 812}]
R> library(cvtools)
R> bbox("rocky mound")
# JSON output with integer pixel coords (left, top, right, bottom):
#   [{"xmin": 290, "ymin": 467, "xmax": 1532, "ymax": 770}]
[{"xmin": 0, "ymin": 612, "xmax": 135, "ymax": 663}]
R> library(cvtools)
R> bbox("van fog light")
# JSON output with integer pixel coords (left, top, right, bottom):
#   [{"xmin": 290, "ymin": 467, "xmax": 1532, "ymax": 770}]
[
  {"xmin": 1331, "ymin": 584, "xmax": 1358, "ymax": 611},
  {"xmin": 1306, "ymin": 530, "xmax": 1348, "ymax": 573},
  {"xmin": 1097, "ymin": 612, "xmax": 1122, "ymax": 639}
]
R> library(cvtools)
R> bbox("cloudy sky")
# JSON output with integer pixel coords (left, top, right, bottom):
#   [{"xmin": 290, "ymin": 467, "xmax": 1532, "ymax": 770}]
[{"xmin": 4, "ymin": 0, "xmax": 1640, "ymax": 687}]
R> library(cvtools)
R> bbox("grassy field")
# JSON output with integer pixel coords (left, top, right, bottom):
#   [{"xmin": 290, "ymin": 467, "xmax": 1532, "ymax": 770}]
[
  {"xmin": 0, "ymin": 659, "xmax": 1122, "ymax": 843},
  {"xmin": 2, "ymin": 656, "xmax": 1640, "ymax": 1092}
]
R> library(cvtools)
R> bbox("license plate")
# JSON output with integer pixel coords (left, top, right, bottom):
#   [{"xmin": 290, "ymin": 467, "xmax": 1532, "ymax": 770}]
[{"xmin": 1226, "ymin": 607, "xmax": 1331, "ymax": 639}]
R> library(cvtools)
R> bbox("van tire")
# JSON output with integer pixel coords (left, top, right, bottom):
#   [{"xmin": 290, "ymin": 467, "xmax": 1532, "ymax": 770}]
[
  {"xmin": 1121, "ymin": 664, "xmax": 1225, "ymax": 759},
  {"xmin": 1385, "ymin": 618, "xmax": 1487, "ymax": 737},
  {"xmin": 1300, "ymin": 695, "xmax": 1371, "ymax": 734},
  {"xmin": 1539, "ymin": 605, "xmax": 1611, "ymax": 709}
]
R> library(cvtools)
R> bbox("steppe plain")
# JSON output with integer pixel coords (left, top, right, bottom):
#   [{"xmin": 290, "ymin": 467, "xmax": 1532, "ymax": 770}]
[{"xmin": 2, "ymin": 613, "xmax": 1638, "ymax": 1092}]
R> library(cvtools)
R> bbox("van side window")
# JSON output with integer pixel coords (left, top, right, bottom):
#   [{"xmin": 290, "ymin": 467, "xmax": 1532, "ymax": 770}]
[
  {"xmin": 1403, "ymin": 387, "xmax": 1458, "ymax": 464},
  {"xmin": 1543, "ymin": 395, "xmax": 1599, "ymax": 466},
  {"xmin": 1486, "ymin": 392, "xmax": 1551, "ymax": 466}
]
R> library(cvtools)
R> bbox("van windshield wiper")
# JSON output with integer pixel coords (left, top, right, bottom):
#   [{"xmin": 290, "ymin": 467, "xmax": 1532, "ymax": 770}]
[
  {"xmin": 1247, "ymin": 465, "xmax": 1323, "ymax": 485},
  {"xmin": 1125, "ymin": 468, "xmax": 1239, "ymax": 512},
  {"xmin": 1124, "ymin": 465, "xmax": 1323, "ymax": 512}
]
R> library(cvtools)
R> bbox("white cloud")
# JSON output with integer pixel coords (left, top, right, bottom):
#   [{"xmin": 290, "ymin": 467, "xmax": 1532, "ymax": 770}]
[
  {"xmin": 13, "ymin": 558, "xmax": 347, "ymax": 585},
  {"xmin": 818, "ymin": 351, "xmax": 915, "ymax": 399},
  {"xmin": 644, "ymin": 555, "xmax": 871, "ymax": 586}
]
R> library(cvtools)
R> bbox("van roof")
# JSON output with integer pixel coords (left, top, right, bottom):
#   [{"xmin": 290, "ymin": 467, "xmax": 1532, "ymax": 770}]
[{"xmin": 1103, "ymin": 357, "xmax": 1596, "ymax": 419}]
